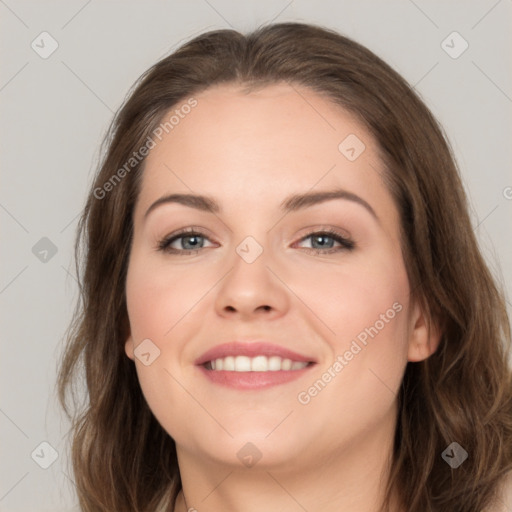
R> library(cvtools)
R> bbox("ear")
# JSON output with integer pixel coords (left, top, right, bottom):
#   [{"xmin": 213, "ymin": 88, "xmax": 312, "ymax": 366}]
[
  {"xmin": 407, "ymin": 300, "xmax": 442, "ymax": 362},
  {"xmin": 124, "ymin": 334, "xmax": 135, "ymax": 361}
]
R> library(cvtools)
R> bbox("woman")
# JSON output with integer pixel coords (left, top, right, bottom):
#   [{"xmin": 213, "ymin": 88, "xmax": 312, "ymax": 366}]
[{"xmin": 57, "ymin": 22, "xmax": 512, "ymax": 511}]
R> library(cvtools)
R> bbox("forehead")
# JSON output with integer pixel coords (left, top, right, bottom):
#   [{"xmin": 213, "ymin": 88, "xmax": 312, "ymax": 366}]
[{"xmin": 135, "ymin": 82, "xmax": 395, "ymax": 222}]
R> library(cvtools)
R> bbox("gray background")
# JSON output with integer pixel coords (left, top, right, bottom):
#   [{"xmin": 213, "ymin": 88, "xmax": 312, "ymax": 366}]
[{"xmin": 1, "ymin": 1, "xmax": 511, "ymax": 510}]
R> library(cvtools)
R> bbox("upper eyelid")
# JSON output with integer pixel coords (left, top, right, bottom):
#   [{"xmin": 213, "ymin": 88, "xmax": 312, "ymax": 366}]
[{"xmin": 164, "ymin": 227, "xmax": 349, "ymax": 240}]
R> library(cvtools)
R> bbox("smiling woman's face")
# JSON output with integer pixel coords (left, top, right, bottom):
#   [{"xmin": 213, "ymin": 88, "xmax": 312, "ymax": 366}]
[{"xmin": 124, "ymin": 82, "xmax": 436, "ymax": 472}]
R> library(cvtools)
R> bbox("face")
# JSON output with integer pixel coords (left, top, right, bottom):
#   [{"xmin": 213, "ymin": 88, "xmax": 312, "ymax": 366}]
[{"xmin": 124, "ymin": 82, "xmax": 437, "ymax": 470}]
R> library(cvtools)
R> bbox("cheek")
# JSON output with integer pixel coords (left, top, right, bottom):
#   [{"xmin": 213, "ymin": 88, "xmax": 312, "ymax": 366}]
[
  {"xmin": 125, "ymin": 255, "xmax": 200, "ymax": 440},
  {"xmin": 294, "ymin": 254, "xmax": 411, "ymax": 430},
  {"xmin": 290, "ymin": 249, "xmax": 410, "ymax": 352},
  {"xmin": 125, "ymin": 252, "xmax": 213, "ymax": 344},
  {"xmin": 295, "ymin": 252, "xmax": 410, "ymax": 395}
]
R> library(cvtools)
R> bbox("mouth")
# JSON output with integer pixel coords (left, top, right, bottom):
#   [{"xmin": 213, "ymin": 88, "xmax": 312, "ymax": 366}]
[{"xmin": 195, "ymin": 341, "xmax": 317, "ymax": 390}]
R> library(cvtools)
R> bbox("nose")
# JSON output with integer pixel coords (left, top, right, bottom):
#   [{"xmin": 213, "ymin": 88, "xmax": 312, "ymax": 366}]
[{"xmin": 214, "ymin": 239, "xmax": 291, "ymax": 321}]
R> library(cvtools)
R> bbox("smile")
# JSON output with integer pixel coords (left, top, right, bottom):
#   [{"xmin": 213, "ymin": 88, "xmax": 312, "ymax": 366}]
[{"xmin": 205, "ymin": 355, "xmax": 311, "ymax": 372}]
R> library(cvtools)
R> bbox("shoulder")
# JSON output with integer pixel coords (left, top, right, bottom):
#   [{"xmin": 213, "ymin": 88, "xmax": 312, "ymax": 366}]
[{"xmin": 484, "ymin": 471, "xmax": 512, "ymax": 512}]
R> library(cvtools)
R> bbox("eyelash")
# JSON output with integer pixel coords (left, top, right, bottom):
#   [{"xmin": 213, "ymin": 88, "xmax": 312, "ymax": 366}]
[{"xmin": 156, "ymin": 226, "xmax": 355, "ymax": 255}]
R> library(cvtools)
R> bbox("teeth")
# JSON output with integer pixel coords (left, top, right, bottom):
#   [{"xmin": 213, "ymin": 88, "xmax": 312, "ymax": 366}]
[
  {"xmin": 252, "ymin": 355, "xmax": 268, "ymax": 371},
  {"xmin": 268, "ymin": 356, "xmax": 282, "ymax": 371},
  {"xmin": 223, "ymin": 356, "xmax": 235, "ymax": 371},
  {"xmin": 235, "ymin": 356, "xmax": 251, "ymax": 372},
  {"xmin": 207, "ymin": 355, "xmax": 309, "ymax": 372},
  {"xmin": 282, "ymin": 358, "xmax": 292, "ymax": 370}
]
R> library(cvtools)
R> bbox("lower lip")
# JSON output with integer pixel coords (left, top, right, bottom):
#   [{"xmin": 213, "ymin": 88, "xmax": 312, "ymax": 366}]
[{"xmin": 197, "ymin": 365, "xmax": 314, "ymax": 390}]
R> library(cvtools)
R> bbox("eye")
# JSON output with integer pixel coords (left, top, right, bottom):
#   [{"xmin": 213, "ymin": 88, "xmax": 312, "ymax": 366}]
[
  {"xmin": 295, "ymin": 229, "xmax": 355, "ymax": 254},
  {"xmin": 156, "ymin": 227, "xmax": 215, "ymax": 254},
  {"xmin": 156, "ymin": 227, "xmax": 355, "ymax": 255}
]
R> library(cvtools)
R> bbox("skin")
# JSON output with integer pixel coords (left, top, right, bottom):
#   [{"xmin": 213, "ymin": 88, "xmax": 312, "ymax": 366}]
[{"xmin": 124, "ymin": 82, "xmax": 441, "ymax": 512}]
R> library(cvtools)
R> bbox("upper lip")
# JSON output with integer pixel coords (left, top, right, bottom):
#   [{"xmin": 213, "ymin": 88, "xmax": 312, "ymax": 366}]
[{"xmin": 195, "ymin": 341, "xmax": 317, "ymax": 366}]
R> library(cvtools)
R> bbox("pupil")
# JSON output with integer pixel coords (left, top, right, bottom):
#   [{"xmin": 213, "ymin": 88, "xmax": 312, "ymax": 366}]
[
  {"xmin": 184, "ymin": 236, "xmax": 201, "ymax": 250},
  {"xmin": 314, "ymin": 235, "xmax": 331, "ymax": 248}
]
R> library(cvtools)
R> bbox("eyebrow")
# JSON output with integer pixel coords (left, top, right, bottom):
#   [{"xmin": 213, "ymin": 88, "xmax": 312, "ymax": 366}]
[{"xmin": 143, "ymin": 188, "xmax": 378, "ymax": 222}]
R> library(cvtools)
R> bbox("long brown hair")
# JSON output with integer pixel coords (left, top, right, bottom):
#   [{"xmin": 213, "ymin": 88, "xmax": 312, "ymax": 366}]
[{"xmin": 57, "ymin": 22, "xmax": 512, "ymax": 511}]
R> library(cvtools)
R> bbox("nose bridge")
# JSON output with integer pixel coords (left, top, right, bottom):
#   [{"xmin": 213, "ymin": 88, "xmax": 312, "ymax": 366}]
[
  {"xmin": 213, "ymin": 229, "xmax": 289, "ymax": 316},
  {"xmin": 234, "ymin": 234, "xmax": 266, "ymax": 266},
  {"xmin": 226, "ymin": 231, "xmax": 273, "ymax": 288}
]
